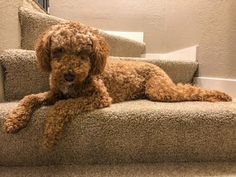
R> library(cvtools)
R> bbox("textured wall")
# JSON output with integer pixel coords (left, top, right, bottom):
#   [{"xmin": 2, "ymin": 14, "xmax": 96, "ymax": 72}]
[{"xmin": 41, "ymin": 1, "xmax": 236, "ymax": 79}]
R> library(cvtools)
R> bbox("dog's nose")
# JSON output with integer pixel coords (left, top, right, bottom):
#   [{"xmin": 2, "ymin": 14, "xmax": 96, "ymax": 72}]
[{"xmin": 64, "ymin": 72, "xmax": 75, "ymax": 82}]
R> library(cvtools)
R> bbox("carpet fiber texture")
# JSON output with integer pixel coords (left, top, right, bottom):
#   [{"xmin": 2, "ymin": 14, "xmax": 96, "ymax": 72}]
[
  {"xmin": 0, "ymin": 162, "xmax": 235, "ymax": 177},
  {"xmin": 0, "ymin": 49, "xmax": 49, "ymax": 101},
  {"xmin": 0, "ymin": 100, "xmax": 235, "ymax": 166},
  {"xmin": 0, "ymin": 49, "xmax": 197, "ymax": 101},
  {"xmin": 19, "ymin": 7, "xmax": 145, "ymax": 57}
]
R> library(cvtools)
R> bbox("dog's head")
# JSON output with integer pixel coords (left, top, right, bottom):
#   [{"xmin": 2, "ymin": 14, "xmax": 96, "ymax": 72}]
[{"xmin": 35, "ymin": 22, "xmax": 109, "ymax": 94}]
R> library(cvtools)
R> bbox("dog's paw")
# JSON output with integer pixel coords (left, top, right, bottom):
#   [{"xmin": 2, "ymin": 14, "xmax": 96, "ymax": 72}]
[
  {"xmin": 4, "ymin": 121, "xmax": 20, "ymax": 133},
  {"xmin": 4, "ymin": 113, "xmax": 28, "ymax": 133},
  {"xmin": 206, "ymin": 91, "xmax": 232, "ymax": 102},
  {"xmin": 42, "ymin": 135, "xmax": 57, "ymax": 150}
]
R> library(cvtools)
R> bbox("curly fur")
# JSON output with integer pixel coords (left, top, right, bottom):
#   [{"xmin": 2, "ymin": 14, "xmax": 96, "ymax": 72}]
[{"xmin": 4, "ymin": 22, "xmax": 232, "ymax": 149}]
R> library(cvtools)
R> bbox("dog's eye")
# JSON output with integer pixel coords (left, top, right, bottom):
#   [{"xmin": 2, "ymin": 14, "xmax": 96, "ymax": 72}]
[
  {"xmin": 75, "ymin": 50, "xmax": 89, "ymax": 60},
  {"xmin": 52, "ymin": 48, "xmax": 63, "ymax": 58},
  {"xmin": 75, "ymin": 52, "xmax": 80, "ymax": 57}
]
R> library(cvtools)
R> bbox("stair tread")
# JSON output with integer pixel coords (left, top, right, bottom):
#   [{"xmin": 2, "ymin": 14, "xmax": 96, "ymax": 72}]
[
  {"xmin": 0, "ymin": 100, "xmax": 235, "ymax": 165},
  {"xmin": 0, "ymin": 162, "xmax": 235, "ymax": 177}
]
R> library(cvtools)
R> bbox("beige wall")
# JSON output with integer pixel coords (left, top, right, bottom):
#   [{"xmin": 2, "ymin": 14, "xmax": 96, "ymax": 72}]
[
  {"xmin": 0, "ymin": 0, "xmax": 44, "ymax": 52},
  {"xmin": 164, "ymin": 0, "xmax": 236, "ymax": 79},
  {"xmin": 50, "ymin": 0, "xmax": 166, "ymax": 52},
  {"xmin": 36, "ymin": 1, "xmax": 236, "ymax": 78},
  {"xmin": 23, "ymin": 0, "xmax": 45, "ymax": 13},
  {"xmin": 0, "ymin": 0, "xmax": 22, "ymax": 52}
]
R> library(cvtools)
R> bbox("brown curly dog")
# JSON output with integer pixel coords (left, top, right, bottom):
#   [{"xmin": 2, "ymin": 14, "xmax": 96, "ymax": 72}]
[{"xmin": 4, "ymin": 22, "xmax": 232, "ymax": 149}]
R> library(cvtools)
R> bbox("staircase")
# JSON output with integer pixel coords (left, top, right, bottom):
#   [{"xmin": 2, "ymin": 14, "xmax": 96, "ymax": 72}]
[{"xmin": 0, "ymin": 7, "xmax": 235, "ymax": 177}]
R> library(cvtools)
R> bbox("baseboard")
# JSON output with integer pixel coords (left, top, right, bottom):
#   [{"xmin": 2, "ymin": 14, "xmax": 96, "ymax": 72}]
[{"xmin": 194, "ymin": 77, "xmax": 236, "ymax": 98}]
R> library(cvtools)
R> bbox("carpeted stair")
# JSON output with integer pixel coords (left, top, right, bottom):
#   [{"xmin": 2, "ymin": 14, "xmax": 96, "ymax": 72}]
[
  {"xmin": 0, "ymin": 163, "xmax": 236, "ymax": 177},
  {"xmin": 0, "ymin": 49, "xmax": 197, "ymax": 101},
  {"xmin": 19, "ymin": 7, "xmax": 146, "ymax": 57},
  {"xmin": 0, "ymin": 100, "xmax": 236, "ymax": 166},
  {"xmin": 0, "ymin": 49, "xmax": 235, "ymax": 176},
  {"xmin": 0, "ymin": 5, "xmax": 235, "ymax": 177}
]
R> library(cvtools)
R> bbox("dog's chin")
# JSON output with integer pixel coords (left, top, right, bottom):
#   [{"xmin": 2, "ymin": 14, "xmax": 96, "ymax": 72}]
[
  {"xmin": 60, "ymin": 83, "xmax": 78, "ymax": 98},
  {"xmin": 53, "ymin": 74, "xmax": 90, "ymax": 98},
  {"xmin": 59, "ymin": 78, "xmax": 88, "ymax": 98}
]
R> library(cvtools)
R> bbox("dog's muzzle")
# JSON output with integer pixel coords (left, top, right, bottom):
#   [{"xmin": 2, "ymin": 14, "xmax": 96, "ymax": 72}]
[{"xmin": 64, "ymin": 72, "xmax": 75, "ymax": 82}]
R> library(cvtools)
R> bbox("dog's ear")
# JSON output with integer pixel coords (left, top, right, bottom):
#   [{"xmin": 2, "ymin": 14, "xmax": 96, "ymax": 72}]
[
  {"xmin": 90, "ymin": 36, "xmax": 109, "ymax": 75},
  {"xmin": 35, "ymin": 29, "xmax": 52, "ymax": 72}
]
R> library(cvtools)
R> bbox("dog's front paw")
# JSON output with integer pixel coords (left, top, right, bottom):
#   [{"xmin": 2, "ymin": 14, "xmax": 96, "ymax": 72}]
[
  {"xmin": 4, "ymin": 120, "xmax": 20, "ymax": 133},
  {"xmin": 42, "ymin": 132, "xmax": 58, "ymax": 150},
  {"xmin": 4, "ymin": 113, "xmax": 29, "ymax": 133}
]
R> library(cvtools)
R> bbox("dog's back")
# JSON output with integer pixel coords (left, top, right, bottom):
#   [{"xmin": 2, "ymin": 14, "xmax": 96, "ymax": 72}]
[{"xmin": 100, "ymin": 59, "xmax": 166, "ymax": 103}]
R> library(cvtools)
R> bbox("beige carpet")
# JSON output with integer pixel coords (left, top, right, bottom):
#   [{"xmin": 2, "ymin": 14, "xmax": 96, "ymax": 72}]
[
  {"xmin": 0, "ymin": 100, "xmax": 235, "ymax": 166},
  {"xmin": 0, "ymin": 49, "xmax": 197, "ymax": 101},
  {"xmin": 19, "ymin": 7, "xmax": 145, "ymax": 57},
  {"xmin": 0, "ymin": 162, "xmax": 236, "ymax": 177}
]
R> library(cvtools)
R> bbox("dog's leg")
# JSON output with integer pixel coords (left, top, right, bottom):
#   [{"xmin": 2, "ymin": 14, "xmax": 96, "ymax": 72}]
[
  {"xmin": 4, "ymin": 91, "xmax": 57, "ymax": 133},
  {"xmin": 145, "ymin": 72, "xmax": 232, "ymax": 102},
  {"xmin": 43, "ymin": 85, "xmax": 112, "ymax": 149}
]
